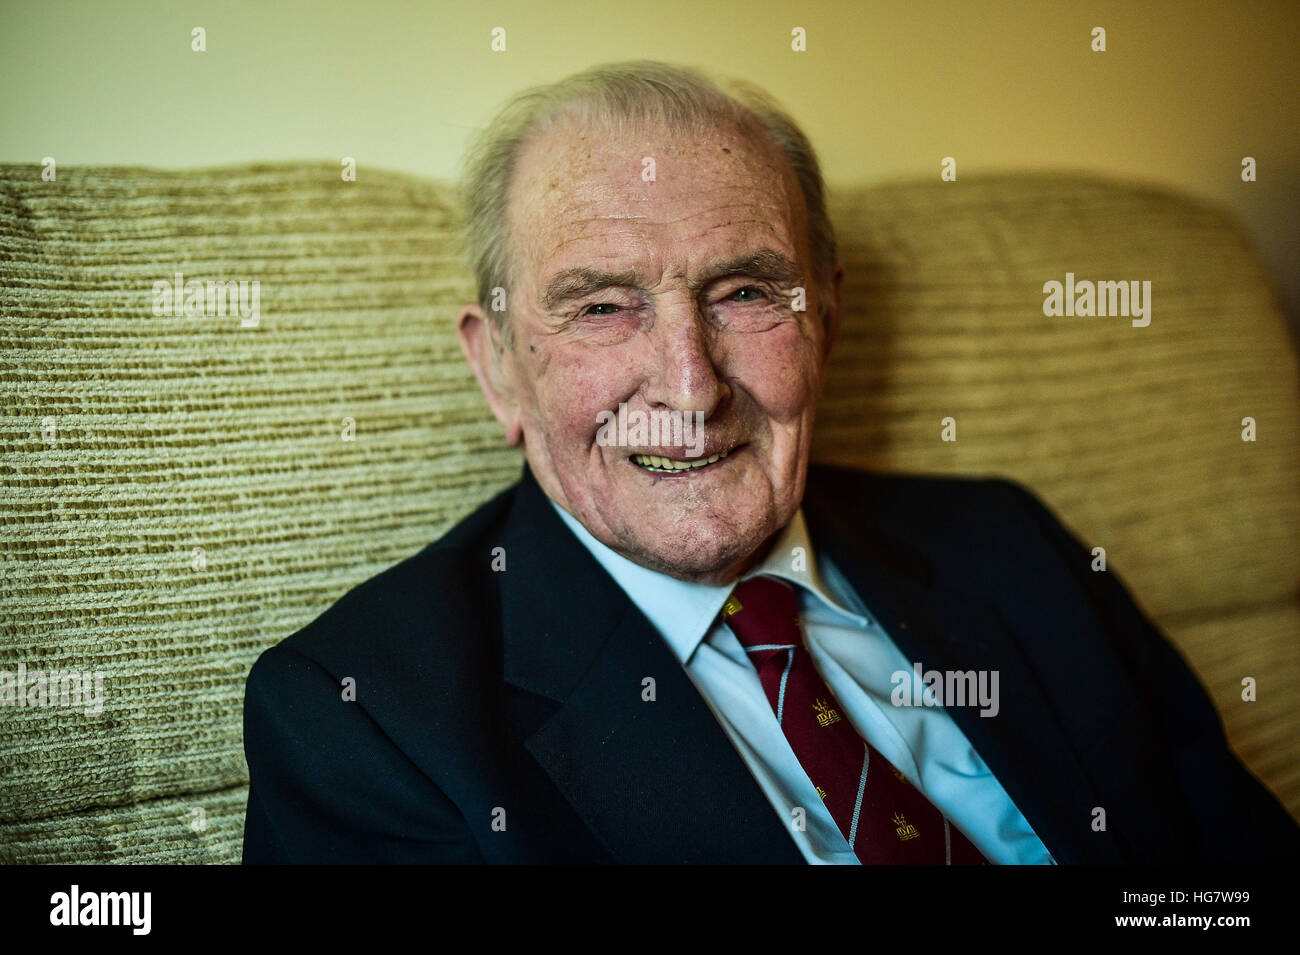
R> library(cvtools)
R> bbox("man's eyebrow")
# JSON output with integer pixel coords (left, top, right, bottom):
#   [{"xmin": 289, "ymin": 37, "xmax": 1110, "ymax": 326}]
[
  {"xmin": 704, "ymin": 249, "xmax": 803, "ymax": 286},
  {"xmin": 538, "ymin": 248, "xmax": 803, "ymax": 311},
  {"xmin": 540, "ymin": 267, "xmax": 643, "ymax": 312}
]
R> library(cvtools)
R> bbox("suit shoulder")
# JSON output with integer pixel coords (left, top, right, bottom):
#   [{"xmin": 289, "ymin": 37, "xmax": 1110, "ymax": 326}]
[
  {"xmin": 804, "ymin": 464, "xmax": 1073, "ymax": 589},
  {"xmin": 806, "ymin": 461, "xmax": 1027, "ymax": 522}
]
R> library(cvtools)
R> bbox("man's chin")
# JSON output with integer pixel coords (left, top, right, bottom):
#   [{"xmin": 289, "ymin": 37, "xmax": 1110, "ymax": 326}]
[{"xmin": 612, "ymin": 526, "xmax": 773, "ymax": 586}]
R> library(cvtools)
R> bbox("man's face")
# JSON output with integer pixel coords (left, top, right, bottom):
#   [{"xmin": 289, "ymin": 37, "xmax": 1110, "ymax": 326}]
[{"xmin": 460, "ymin": 116, "xmax": 839, "ymax": 585}]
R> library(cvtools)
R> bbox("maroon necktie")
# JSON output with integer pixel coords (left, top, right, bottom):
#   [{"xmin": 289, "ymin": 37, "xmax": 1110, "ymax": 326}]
[{"xmin": 723, "ymin": 575, "xmax": 988, "ymax": 864}]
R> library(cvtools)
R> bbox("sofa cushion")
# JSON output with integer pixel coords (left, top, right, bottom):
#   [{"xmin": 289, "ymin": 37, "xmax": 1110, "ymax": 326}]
[{"xmin": 1, "ymin": 162, "xmax": 1295, "ymax": 856}]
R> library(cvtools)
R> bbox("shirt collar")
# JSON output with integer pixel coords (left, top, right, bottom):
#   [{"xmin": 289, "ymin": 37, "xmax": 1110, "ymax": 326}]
[{"xmin": 549, "ymin": 498, "xmax": 863, "ymax": 665}]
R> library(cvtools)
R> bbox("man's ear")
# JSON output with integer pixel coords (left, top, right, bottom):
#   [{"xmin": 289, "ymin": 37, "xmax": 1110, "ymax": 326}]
[
  {"xmin": 456, "ymin": 303, "xmax": 524, "ymax": 446},
  {"xmin": 821, "ymin": 262, "xmax": 845, "ymax": 365}
]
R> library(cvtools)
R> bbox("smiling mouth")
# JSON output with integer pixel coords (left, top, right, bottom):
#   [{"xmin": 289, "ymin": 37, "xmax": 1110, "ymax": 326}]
[{"xmin": 630, "ymin": 445, "xmax": 738, "ymax": 474}]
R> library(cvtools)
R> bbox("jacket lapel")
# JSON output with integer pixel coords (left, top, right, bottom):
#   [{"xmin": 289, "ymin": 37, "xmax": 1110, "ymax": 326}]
[
  {"xmin": 802, "ymin": 467, "xmax": 1128, "ymax": 864},
  {"xmin": 500, "ymin": 466, "xmax": 805, "ymax": 864}
]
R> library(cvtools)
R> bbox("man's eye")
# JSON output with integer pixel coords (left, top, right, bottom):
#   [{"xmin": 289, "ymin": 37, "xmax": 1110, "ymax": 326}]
[
  {"xmin": 583, "ymin": 303, "xmax": 622, "ymax": 316},
  {"xmin": 728, "ymin": 285, "xmax": 767, "ymax": 303}
]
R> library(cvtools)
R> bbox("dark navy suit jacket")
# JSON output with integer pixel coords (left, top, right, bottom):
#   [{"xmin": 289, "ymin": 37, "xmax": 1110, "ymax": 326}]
[{"xmin": 242, "ymin": 463, "xmax": 1300, "ymax": 863}]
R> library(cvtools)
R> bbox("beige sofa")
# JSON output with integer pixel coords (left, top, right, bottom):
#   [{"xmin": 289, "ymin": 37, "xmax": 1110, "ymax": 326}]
[{"xmin": 1, "ymin": 162, "xmax": 1295, "ymax": 863}]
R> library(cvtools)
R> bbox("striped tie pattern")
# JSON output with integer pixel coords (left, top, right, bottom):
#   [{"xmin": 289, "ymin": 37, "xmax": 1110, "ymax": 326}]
[{"xmin": 724, "ymin": 575, "xmax": 988, "ymax": 864}]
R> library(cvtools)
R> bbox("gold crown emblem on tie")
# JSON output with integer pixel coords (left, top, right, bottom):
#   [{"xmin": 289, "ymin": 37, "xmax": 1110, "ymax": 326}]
[
  {"xmin": 892, "ymin": 812, "xmax": 920, "ymax": 841},
  {"xmin": 813, "ymin": 698, "xmax": 841, "ymax": 727},
  {"xmin": 722, "ymin": 594, "xmax": 743, "ymax": 618}
]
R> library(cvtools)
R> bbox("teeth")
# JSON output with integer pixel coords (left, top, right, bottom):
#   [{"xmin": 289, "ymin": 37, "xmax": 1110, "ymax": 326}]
[{"xmin": 631, "ymin": 450, "xmax": 728, "ymax": 472}]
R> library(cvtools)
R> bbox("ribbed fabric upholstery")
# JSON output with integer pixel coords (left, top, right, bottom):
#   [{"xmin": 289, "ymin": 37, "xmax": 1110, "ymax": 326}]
[{"xmin": 1, "ymin": 162, "xmax": 1294, "ymax": 862}]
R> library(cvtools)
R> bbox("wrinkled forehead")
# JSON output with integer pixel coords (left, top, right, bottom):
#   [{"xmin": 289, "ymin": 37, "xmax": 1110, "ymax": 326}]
[{"xmin": 505, "ymin": 113, "xmax": 809, "ymax": 282}]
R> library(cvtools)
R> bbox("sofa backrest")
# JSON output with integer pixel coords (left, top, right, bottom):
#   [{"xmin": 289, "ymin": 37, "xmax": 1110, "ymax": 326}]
[{"xmin": 1, "ymin": 162, "xmax": 1295, "ymax": 861}]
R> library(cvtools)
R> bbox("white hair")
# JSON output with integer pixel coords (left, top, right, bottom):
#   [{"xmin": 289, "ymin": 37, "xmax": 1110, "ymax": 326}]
[{"xmin": 459, "ymin": 60, "xmax": 838, "ymax": 345}]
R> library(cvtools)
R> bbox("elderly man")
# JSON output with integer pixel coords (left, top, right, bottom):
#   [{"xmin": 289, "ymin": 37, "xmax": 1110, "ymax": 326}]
[{"xmin": 242, "ymin": 61, "xmax": 1299, "ymax": 864}]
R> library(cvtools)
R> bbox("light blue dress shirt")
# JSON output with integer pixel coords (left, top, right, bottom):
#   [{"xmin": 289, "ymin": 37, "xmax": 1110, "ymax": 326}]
[{"xmin": 551, "ymin": 500, "xmax": 1056, "ymax": 865}]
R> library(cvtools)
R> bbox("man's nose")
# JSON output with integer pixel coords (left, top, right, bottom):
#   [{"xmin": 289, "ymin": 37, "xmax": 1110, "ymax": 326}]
[{"xmin": 640, "ymin": 305, "xmax": 729, "ymax": 417}]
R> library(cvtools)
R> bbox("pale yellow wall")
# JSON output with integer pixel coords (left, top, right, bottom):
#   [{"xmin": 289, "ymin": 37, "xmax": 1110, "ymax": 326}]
[{"xmin": 3, "ymin": 0, "xmax": 1296, "ymax": 330}]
